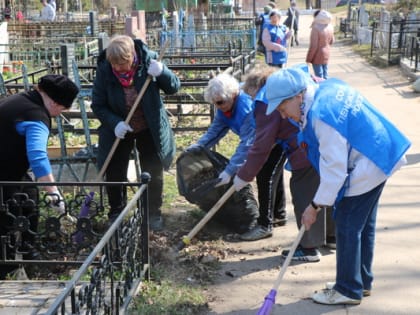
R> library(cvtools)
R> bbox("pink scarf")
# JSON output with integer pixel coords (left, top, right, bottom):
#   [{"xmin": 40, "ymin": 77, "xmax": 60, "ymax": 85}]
[{"xmin": 112, "ymin": 55, "xmax": 139, "ymax": 88}]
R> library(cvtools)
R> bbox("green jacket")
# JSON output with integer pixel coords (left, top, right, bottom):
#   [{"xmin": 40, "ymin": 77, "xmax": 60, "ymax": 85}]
[{"xmin": 92, "ymin": 40, "xmax": 180, "ymax": 170}]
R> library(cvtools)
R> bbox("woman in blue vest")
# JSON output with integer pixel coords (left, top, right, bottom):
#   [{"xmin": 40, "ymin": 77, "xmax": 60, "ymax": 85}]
[
  {"xmin": 256, "ymin": 5, "xmax": 273, "ymax": 53},
  {"xmin": 262, "ymin": 9, "xmax": 291, "ymax": 68},
  {"xmin": 188, "ymin": 73, "xmax": 255, "ymax": 187},
  {"xmin": 265, "ymin": 68, "xmax": 410, "ymax": 305}
]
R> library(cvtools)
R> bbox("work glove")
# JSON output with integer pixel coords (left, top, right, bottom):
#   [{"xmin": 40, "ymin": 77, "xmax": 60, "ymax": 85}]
[
  {"xmin": 47, "ymin": 190, "xmax": 65, "ymax": 214},
  {"xmin": 147, "ymin": 59, "xmax": 163, "ymax": 77},
  {"xmin": 114, "ymin": 121, "xmax": 133, "ymax": 139},
  {"xmin": 233, "ymin": 175, "xmax": 249, "ymax": 192},
  {"xmin": 214, "ymin": 171, "xmax": 231, "ymax": 187}
]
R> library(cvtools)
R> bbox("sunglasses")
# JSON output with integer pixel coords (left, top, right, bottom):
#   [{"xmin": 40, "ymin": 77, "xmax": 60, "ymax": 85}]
[{"xmin": 214, "ymin": 99, "xmax": 226, "ymax": 106}]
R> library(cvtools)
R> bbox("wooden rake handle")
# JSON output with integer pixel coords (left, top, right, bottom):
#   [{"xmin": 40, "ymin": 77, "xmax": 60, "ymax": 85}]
[
  {"xmin": 96, "ymin": 41, "xmax": 170, "ymax": 181},
  {"xmin": 177, "ymin": 185, "xmax": 236, "ymax": 250}
]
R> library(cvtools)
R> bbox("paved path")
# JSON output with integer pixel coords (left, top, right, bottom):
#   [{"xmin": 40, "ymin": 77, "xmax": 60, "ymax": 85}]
[{"xmin": 206, "ymin": 13, "xmax": 420, "ymax": 315}]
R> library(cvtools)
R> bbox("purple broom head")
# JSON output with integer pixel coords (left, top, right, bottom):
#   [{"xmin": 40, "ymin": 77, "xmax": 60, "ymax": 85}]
[{"xmin": 256, "ymin": 289, "xmax": 277, "ymax": 315}]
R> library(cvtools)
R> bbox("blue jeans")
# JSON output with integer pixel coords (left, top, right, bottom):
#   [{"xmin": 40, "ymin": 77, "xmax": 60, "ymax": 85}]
[
  {"xmin": 312, "ymin": 64, "xmax": 329, "ymax": 79},
  {"xmin": 333, "ymin": 181, "xmax": 386, "ymax": 300}
]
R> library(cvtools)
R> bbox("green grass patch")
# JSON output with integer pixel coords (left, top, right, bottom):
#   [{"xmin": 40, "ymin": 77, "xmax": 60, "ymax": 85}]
[{"xmin": 132, "ymin": 280, "xmax": 208, "ymax": 315}]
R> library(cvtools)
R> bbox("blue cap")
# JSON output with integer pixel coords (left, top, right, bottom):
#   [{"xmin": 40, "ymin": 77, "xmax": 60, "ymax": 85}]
[{"xmin": 265, "ymin": 68, "xmax": 309, "ymax": 115}]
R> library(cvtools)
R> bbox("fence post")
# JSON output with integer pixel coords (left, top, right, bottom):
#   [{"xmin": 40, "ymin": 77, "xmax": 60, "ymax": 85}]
[
  {"xmin": 60, "ymin": 43, "xmax": 75, "ymax": 79},
  {"xmin": 388, "ymin": 20, "xmax": 393, "ymax": 65},
  {"xmin": 370, "ymin": 20, "xmax": 376, "ymax": 57},
  {"xmin": 89, "ymin": 11, "xmax": 98, "ymax": 37}
]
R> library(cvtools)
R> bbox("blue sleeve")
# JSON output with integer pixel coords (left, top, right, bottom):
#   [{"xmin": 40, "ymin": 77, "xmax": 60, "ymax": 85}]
[
  {"xmin": 16, "ymin": 121, "xmax": 52, "ymax": 178},
  {"xmin": 224, "ymin": 112, "xmax": 255, "ymax": 176},
  {"xmin": 197, "ymin": 112, "xmax": 229, "ymax": 148}
]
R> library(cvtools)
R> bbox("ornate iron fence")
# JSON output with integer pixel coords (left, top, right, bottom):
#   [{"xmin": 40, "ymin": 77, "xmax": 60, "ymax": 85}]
[{"xmin": 0, "ymin": 176, "xmax": 150, "ymax": 314}]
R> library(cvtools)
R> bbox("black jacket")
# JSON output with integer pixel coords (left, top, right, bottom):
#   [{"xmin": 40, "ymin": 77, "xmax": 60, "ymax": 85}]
[{"xmin": 0, "ymin": 91, "xmax": 51, "ymax": 180}]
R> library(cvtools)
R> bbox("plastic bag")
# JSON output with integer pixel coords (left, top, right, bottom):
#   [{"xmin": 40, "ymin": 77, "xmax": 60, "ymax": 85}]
[{"xmin": 177, "ymin": 146, "xmax": 258, "ymax": 233}]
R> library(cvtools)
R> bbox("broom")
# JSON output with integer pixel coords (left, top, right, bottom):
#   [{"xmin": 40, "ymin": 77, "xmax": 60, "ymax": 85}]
[{"xmin": 256, "ymin": 225, "xmax": 305, "ymax": 315}]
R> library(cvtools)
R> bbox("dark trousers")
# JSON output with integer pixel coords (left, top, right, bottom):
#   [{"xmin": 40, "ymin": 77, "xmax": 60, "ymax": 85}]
[
  {"xmin": 256, "ymin": 144, "xmax": 287, "ymax": 228},
  {"xmin": 290, "ymin": 165, "xmax": 335, "ymax": 248},
  {"xmin": 99, "ymin": 128, "xmax": 163, "ymax": 216}
]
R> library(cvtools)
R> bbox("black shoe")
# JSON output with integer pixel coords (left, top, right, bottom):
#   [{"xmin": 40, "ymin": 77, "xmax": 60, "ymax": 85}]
[
  {"xmin": 295, "ymin": 40, "xmax": 299, "ymax": 46},
  {"xmin": 272, "ymin": 216, "xmax": 287, "ymax": 226},
  {"xmin": 281, "ymin": 245, "xmax": 320, "ymax": 262},
  {"xmin": 150, "ymin": 215, "xmax": 164, "ymax": 231},
  {"xmin": 326, "ymin": 236, "xmax": 336, "ymax": 249},
  {"xmin": 273, "ymin": 210, "xmax": 287, "ymax": 227}
]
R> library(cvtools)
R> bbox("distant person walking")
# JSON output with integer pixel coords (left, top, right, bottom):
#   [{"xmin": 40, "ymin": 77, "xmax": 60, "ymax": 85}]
[
  {"xmin": 3, "ymin": 1, "xmax": 11, "ymax": 21},
  {"xmin": 284, "ymin": 1, "xmax": 300, "ymax": 46},
  {"xmin": 262, "ymin": 9, "xmax": 291, "ymax": 68},
  {"xmin": 48, "ymin": 0, "xmax": 56, "ymax": 11},
  {"xmin": 40, "ymin": 0, "xmax": 55, "ymax": 21},
  {"xmin": 255, "ymin": 5, "xmax": 273, "ymax": 53},
  {"xmin": 306, "ymin": 10, "xmax": 335, "ymax": 79}
]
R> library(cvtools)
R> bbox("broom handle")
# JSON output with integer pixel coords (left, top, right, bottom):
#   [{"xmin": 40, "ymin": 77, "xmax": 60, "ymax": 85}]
[
  {"xmin": 285, "ymin": 8, "xmax": 295, "ymax": 68},
  {"xmin": 272, "ymin": 224, "xmax": 305, "ymax": 290},
  {"xmin": 96, "ymin": 41, "xmax": 169, "ymax": 181},
  {"xmin": 271, "ymin": 206, "xmax": 324, "ymax": 290}
]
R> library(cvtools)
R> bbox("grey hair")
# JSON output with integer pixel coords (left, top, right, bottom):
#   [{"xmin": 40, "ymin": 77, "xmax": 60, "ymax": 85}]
[
  {"xmin": 106, "ymin": 35, "xmax": 135, "ymax": 64},
  {"xmin": 204, "ymin": 73, "xmax": 240, "ymax": 104}
]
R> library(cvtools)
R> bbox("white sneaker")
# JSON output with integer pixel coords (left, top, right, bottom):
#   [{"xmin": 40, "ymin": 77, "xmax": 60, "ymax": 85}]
[
  {"xmin": 326, "ymin": 282, "xmax": 371, "ymax": 297},
  {"xmin": 313, "ymin": 288, "xmax": 361, "ymax": 305}
]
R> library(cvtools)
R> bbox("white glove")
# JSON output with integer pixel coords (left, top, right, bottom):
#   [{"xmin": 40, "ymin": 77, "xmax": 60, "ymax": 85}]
[
  {"xmin": 114, "ymin": 121, "xmax": 133, "ymax": 139},
  {"xmin": 47, "ymin": 190, "xmax": 65, "ymax": 214},
  {"xmin": 147, "ymin": 59, "xmax": 163, "ymax": 77},
  {"xmin": 214, "ymin": 171, "xmax": 231, "ymax": 187},
  {"xmin": 233, "ymin": 175, "xmax": 249, "ymax": 192},
  {"xmin": 185, "ymin": 143, "xmax": 200, "ymax": 152}
]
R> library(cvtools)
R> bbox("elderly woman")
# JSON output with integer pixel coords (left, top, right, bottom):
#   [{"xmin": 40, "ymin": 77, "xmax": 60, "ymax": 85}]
[
  {"xmin": 91, "ymin": 35, "xmax": 181, "ymax": 231},
  {"xmin": 262, "ymin": 9, "xmax": 291, "ymax": 68},
  {"xmin": 234, "ymin": 65, "xmax": 335, "ymax": 259},
  {"xmin": 265, "ymin": 67, "xmax": 410, "ymax": 305},
  {"xmin": 187, "ymin": 73, "xmax": 254, "ymax": 188}
]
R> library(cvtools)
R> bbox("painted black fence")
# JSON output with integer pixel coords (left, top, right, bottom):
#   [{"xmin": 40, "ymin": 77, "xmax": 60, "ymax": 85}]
[
  {"xmin": 0, "ymin": 176, "xmax": 150, "ymax": 314},
  {"xmin": 0, "ymin": 39, "xmax": 256, "ymax": 181},
  {"xmin": 370, "ymin": 18, "xmax": 420, "ymax": 71},
  {"xmin": 337, "ymin": 8, "xmax": 420, "ymax": 73}
]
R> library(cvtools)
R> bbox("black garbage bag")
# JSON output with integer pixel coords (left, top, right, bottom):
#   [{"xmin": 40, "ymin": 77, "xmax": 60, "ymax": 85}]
[{"xmin": 176, "ymin": 146, "xmax": 259, "ymax": 234}]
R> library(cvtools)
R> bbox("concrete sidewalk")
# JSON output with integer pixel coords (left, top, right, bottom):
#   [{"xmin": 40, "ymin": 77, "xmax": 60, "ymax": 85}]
[{"xmin": 207, "ymin": 13, "xmax": 420, "ymax": 315}]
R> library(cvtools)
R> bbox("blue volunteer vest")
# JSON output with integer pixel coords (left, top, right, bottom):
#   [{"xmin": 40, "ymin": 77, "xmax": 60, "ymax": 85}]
[
  {"xmin": 266, "ymin": 24, "xmax": 288, "ymax": 65},
  {"xmin": 218, "ymin": 91, "xmax": 254, "ymax": 135},
  {"xmin": 299, "ymin": 78, "xmax": 411, "ymax": 176}
]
